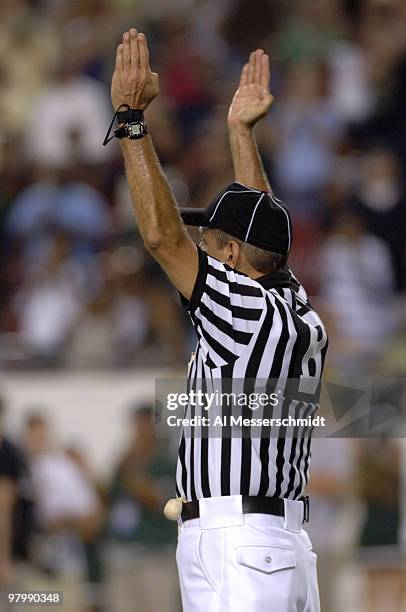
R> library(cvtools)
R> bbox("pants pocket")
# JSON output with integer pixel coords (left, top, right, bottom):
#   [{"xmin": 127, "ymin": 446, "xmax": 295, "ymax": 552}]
[
  {"xmin": 235, "ymin": 544, "xmax": 296, "ymax": 574},
  {"xmin": 230, "ymin": 543, "xmax": 298, "ymax": 611},
  {"xmin": 196, "ymin": 530, "xmax": 221, "ymax": 592}
]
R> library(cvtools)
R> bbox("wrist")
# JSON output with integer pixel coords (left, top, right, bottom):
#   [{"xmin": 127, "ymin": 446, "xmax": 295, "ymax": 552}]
[
  {"xmin": 116, "ymin": 107, "xmax": 145, "ymax": 128},
  {"xmin": 119, "ymin": 133, "xmax": 150, "ymax": 149},
  {"xmin": 228, "ymin": 121, "xmax": 254, "ymax": 134},
  {"xmin": 114, "ymin": 109, "xmax": 148, "ymax": 141}
]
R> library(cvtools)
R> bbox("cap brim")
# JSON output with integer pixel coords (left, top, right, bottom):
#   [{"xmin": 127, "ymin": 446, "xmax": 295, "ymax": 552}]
[{"xmin": 180, "ymin": 207, "xmax": 210, "ymax": 227}]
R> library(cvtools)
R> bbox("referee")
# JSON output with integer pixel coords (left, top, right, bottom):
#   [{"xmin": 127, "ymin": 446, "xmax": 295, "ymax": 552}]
[{"xmin": 109, "ymin": 30, "xmax": 328, "ymax": 612}]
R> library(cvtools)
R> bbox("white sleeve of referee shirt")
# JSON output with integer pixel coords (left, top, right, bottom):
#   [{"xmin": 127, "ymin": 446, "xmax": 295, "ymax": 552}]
[{"xmin": 182, "ymin": 248, "xmax": 267, "ymax": 368}]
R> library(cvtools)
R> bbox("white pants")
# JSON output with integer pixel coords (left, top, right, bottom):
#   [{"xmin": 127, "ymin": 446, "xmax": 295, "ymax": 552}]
[{"xmin": 176, "ymin": 495, "xmax": 320, "ymax": 612}]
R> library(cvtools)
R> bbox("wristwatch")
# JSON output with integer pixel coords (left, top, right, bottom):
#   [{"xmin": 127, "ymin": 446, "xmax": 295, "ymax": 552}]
[
  {"xmin": 103, "ymin": 106, "xmax": 148, "ymax": 146},
  {"xmin": 114, "ymin": 120, "xmax": 148, "ymax": 140}
]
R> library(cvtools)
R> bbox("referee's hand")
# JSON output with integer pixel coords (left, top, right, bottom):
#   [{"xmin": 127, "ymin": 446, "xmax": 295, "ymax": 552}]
[
  {"xmin": 111, "ymin": 28, "xmax": 159, "ymax": 111},
  {"xmin": 228, "ymin": 49, "xmax": 274, "ymax": 129}
]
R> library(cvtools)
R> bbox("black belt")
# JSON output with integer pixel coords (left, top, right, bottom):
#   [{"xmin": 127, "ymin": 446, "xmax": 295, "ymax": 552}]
[{"xmin": 181, "ymin": 496, "xmax": 310, "ymax": 523}]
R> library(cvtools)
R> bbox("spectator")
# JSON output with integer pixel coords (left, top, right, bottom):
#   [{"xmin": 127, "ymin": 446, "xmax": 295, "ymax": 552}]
[
  {"xmin": 319, "ymin": 210, "xmax": 396, "ymax": 371},
  {"xmin": 356, "ymin": 438, "xmax": 406, "ymax": 612},
  {"xmin": 106, "ymin": 405, "xmax": 179, "ymax": 612},
  {"xmin": 67, "ymin": 290, "xmax": 117, "ymax": 368},
  {"xmin": 13, "ymin": 236, "xmax": 82, "ymax": 365},
  {"xmin": 25, "ymin": 55, "xmax": 111, "ymax": 168},
  {"xmin": 352, "ymin": 149, "xmax": 406, "ymax": 291},
  {"xmin": 307, "ymin": 438, "xmax": 355, "ymax": 612},
  {"xmin": 271, "ymin": 61, "xmax": 343, "ymax": 217},
  {"xmin": 6, "ymin": 165, "xmax": 111, "ymax": 259},
  {"xmin": 328, "ymin": 41, "xmax": 376, "ymax": 123},
  {"xmin": 65, "ymin": 444, "xmax": 106, "ymax": 612},
  {"xmin": 21, "ymin": 412, "xmax": 104, "ymax": 610},
  {"xmin": 0, "ymin": 398, "xmax": 33, "ymax": 588},
  {"xmin": 68, "ymin": 246, "xmax": 186, "ymax": 368}
]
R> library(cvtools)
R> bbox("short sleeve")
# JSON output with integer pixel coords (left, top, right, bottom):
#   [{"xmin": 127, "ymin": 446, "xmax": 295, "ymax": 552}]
[{"xmin": 183, "ymin": 248, "xmax": 266, "ymax": 367}]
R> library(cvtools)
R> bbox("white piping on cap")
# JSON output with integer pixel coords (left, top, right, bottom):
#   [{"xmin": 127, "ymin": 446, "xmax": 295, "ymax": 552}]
[
  {"xmin": 234, "ymin": 181, "xmax": 262, "ymax": 193},
  {"xmin": 270, "ymin": 193, "xmax": 291, "ymax": 249},
  {"xmin": 245, "ymin": 193, "xmax": 265, "ymax": 242},
  {"xmin": 209, "ymin": 190, "xmax": 260, "ymax": 222},
  {"xmin": 270, "ymin": 190, "xmax": 283, "ymax": 203}
]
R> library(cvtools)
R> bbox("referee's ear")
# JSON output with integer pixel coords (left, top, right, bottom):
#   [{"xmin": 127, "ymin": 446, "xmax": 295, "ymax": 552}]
[{"xmin": 224, "ymin": 239, "xmax": 242, "ymax": 270}]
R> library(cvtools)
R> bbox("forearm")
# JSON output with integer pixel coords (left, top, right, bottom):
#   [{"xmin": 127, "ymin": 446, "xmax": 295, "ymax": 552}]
[
  {"xmin": 229, "ymin": 124, "xmax": 271, "ymax": 193},
  {"xmin": 120, "ymin": 133, "xmax": 198, "ymax": 298},
  {"xmin": 120, "ymin": 135, "xmax": 187, "ymax": 249}
]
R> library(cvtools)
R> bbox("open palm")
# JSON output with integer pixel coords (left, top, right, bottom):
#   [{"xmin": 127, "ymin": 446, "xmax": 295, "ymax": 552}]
[
  {"xmin": 111, "ymin": 29, "xmax": 159, "ymax": 111},
  {"xmin": 228, "ymin": 50, "xmax": 274, "ymax": 128}
]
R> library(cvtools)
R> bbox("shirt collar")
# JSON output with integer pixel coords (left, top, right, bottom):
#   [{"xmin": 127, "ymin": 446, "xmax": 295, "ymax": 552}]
[{"xmin": 255, "ymin": 269, "xmax": 292, "ymax": 290}]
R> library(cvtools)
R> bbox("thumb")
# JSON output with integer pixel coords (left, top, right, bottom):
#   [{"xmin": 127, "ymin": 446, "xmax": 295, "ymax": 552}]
[{"xmin": 265, "ymin": 92, "xmax": 274, "ymax": 106}]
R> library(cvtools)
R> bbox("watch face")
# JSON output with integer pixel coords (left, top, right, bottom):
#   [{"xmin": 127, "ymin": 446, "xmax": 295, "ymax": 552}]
[{"xmin": 127, "ymin": 122, "xmax": 144, "ymax": 138}]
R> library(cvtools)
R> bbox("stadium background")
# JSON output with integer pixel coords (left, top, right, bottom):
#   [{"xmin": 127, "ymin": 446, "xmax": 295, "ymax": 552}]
[{"xmin": 0, "ymin": 0, "xmax": 405, "ymax": 610}]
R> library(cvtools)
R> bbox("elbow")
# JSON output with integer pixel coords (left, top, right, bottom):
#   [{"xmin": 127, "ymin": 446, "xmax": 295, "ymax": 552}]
[
  {"xmin": 144, "ymin": 230, "xmax": 166, "ymax": 252},
  {"xmin": 143, "ymin": 229, "xmax": 187, "ymax": 259}
]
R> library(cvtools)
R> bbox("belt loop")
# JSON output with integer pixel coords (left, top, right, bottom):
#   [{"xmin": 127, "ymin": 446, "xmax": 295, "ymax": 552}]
[
  {"xmin": 199, "ymin": 495, "xmax": 244, "ymax": 529},
  {"xmin": 283, "ymin": 499, "xmax": 303, "ymax": 532},
  {"xmin": 302, "ymin": 496, "xmax": 310, "ymax": 523}
]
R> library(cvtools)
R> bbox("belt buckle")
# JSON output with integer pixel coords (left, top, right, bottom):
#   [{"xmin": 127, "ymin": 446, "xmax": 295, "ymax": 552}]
[{"xmin": 302, "ymin": 495, "xmax": 310, "ymax": 523}]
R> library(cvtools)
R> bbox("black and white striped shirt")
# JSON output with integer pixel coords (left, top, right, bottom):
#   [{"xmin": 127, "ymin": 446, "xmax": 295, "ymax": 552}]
[{"xmin": 176, "ymin": 247, "xmax": 328, "ymax": 501}]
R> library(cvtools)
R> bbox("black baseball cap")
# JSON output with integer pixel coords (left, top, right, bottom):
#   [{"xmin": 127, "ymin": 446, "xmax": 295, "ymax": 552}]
[{"xmin": 180, "ymin": 182, "xmax": 292, "ymax": 254}]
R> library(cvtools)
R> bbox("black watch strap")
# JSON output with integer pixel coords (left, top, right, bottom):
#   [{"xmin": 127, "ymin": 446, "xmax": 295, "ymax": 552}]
[
  {"xmin": 114, "ymin": 121, "xmax": 148, "ymax": 140},
  {"xmin": 103, "ymin": 104, "xmax": 146, "ymax": 146},
  {"xmin": 114, "ymin": 125, "xmax": 128, "ymax": 139},
  {"xmin": 116, "ymin": 108, "xmax": 144, "ymax": 125}
]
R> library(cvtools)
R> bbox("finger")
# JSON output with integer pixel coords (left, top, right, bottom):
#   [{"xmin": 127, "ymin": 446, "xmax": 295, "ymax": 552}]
[
  {"xmin": 115, "ymin": 43, "xmax": 124, "ymax": 71},
  {"xmin": 130, "ymin": 28, "xmax": 139, "ymax": 71},
  {"xmin": 260, "ymin": 53, "xmax": 270, "ymax": 90},
  {"xmin": 138, "ymin": 32, "xmax": 149, "ymax": 73},
  {"xmin": 254, "ymin": 49, "xmax": 263, "ymax": 84},
  {"xmin": 247, "ymin": 51, "xmax": 255, "ymax": 83},
  {"xmin": 122, "ymin": 31, "xmax": 131, "ymax": 71},
  {"xmin": 240, "ymin": 63, "xmax": 249, "ymax": 87}
]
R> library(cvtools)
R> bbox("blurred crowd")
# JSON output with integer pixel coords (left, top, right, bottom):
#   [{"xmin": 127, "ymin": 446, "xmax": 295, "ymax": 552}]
[
  {"xmin": 0, "ymin": 0, "xmax": 405, "ymax": 371},
  {"xmin": 0, "ymin": 398, "xmax": 180, "ymax": 612},
  {"xmin": 0, "ymin": 0, "xmax": 406, "ymax": 611}
]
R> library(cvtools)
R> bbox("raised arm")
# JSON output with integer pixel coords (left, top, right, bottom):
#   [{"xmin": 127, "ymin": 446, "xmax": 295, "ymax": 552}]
[
  {"xmin": 111, "ymin": 29, "xmax": 198, "ymax": 299},
  {"xmin": 228, "ymin": 50, "xmax": 274, "ymax": 192}
]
